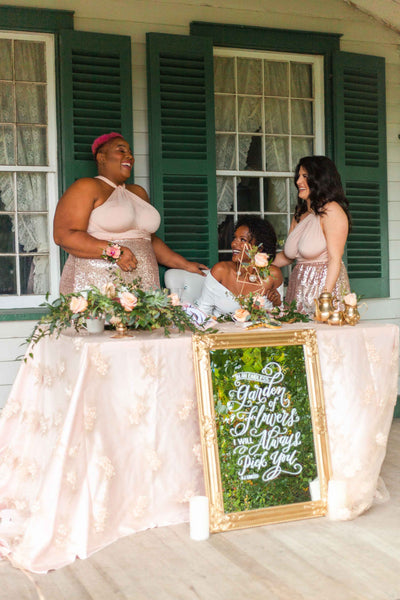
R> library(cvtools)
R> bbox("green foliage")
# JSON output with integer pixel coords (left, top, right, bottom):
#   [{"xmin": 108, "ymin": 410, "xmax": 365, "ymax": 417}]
[
  {"xmin": 26, "ymin": 274, "xmax": 208, "ymax": 356},
  {"xmin": 216, "ymin": 297, "xmax": 310, "ymax": 326},
  {"xmin": 210, "ymin": 344, "xmax": 317, "ymax": 514},
  {"xmin": 270, "ymin": 300, "xmax": 311, "ymax": 323}
]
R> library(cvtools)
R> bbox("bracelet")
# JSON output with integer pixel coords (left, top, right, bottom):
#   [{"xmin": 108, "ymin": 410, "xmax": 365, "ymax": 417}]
[{"xmin": 101, "ymin": 242, "xmax": 123, "ymax": 263}]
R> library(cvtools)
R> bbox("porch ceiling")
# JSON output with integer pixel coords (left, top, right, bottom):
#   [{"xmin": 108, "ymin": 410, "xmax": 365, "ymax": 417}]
[{"xmin": 343, "ymin": 0, "xmax": 400, "ymax": 34}]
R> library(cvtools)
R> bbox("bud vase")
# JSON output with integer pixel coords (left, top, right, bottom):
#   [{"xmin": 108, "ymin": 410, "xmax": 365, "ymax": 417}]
[
  {"xmin": 85, "ymin": 317, "xmax": 105, "ymax": 334},
  {"xmin": 343, "ymin": 303, "xmax": 360, "ymax": 326}
]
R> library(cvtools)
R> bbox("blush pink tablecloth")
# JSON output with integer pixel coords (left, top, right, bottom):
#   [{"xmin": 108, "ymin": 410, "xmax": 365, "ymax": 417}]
[{"xmin": 0, "ymin": 321, "xmax": 398, "ymax": 572}]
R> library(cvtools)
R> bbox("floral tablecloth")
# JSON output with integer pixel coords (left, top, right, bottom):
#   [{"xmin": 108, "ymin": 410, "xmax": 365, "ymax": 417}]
[{"xmin": 0, "ymin": 321, "xmax": 398, "ymax": 572}]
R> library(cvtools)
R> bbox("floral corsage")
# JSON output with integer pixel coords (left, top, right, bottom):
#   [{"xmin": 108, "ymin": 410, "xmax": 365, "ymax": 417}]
[{"xmin": 102, "ymin": 242, "xmax": 123, "ymax": 263}]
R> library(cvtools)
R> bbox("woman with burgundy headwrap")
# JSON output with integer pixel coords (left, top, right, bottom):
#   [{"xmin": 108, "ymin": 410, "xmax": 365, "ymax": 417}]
[{"xmin": 54, "ymin": 132, "xmax": 207, "ymax": 293}]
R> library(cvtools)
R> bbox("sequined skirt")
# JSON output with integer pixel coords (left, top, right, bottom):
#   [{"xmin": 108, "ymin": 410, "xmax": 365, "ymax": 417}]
[
  {"xmin": 285, "ymin": 261, "xmax": 350, "ymax": 317},
  {"xmin": 59, "ymin": 238, "xmax": 160, "ymax": 294}
]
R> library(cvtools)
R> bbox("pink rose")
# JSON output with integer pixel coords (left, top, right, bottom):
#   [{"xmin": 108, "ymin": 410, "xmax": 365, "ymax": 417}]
[
  {"xmin": 105, "ymin": 244, "xmax": 121, "ymax": 260},
  {"xmin": 168, "ymin": 293, "xmax": 180, "ymax": 306},
  {"xmin": 69, "ymin": 296, "xmax": 88, "ymax": 313},
  {"xmin": 252, "ymin": 294, "xmax": 265, "ymax": 307},
  {"xmin": 343, "ymin": 292, "xmax": 357, "ymax": 307},
  {"xmin": 254, "ymin": 252, "xmax": 269, "ymax": 268},
  {"xmin": 101, "ymin": 282, "xmax": 116, "ymax": 298},
  {"xmin": 119, "ymin": 291, "xmax": 138, "ymax": 312},
  {"xmin": 233, "ymin": 308, "xmax": 251, "ymax": 322}
]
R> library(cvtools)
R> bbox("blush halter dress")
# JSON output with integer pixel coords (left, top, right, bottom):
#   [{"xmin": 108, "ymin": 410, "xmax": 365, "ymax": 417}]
[
  {"xmin": 284, "ymin": 212, "xmax": 350, "ymax": 316},
  {"xmin": 59, "ymin": 176, "xmax": 161, "ymax": 293}
]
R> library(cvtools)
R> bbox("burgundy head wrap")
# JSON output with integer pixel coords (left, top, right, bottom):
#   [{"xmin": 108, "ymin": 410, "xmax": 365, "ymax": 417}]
[{"xmin": 91, "ymin": 132, "xmax": 123, "ymax": 156}]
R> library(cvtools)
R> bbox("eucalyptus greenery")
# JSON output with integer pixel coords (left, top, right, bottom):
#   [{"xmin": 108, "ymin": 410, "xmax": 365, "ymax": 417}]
[
  {"xmin": 26, "ymin": 275, "xmax": 207, "ymax": 358},
  {"xmin": 217, "ymin": 294, "xmax": 310, "ymax": 325}
]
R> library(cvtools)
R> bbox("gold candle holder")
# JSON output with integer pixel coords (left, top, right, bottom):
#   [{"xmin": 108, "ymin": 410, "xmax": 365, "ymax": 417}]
[{"xmin": 112, "ymin": 322, "xmax": 133, "ymax": 338}]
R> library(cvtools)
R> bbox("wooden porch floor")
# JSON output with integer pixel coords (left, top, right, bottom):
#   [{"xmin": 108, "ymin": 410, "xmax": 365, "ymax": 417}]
[{"xmin": 1, "ymin": 421, "xmax": 400, "ymax": 600}]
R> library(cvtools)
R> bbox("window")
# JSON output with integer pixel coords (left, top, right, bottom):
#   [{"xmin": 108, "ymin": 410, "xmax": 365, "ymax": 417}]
[
  {"xmin": 214, "ymin": 48, "xmax": 324, "ymax": 260},
  {"xmin": 0, "ymin": 5, "xmax": 133, "ymax": 318},
  {"xmin": 147, "ymin": 25, "xmax": 389, "ymax": 298},
  {"xmin": 0, "ymin": 31, "xmax": 59, "ymax": 309}
]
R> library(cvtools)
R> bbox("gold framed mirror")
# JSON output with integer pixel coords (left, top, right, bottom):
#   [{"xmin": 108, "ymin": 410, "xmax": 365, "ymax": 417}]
[{"xmin": 192, "ymin": 328, "xmax": 331, "ymax": 532}]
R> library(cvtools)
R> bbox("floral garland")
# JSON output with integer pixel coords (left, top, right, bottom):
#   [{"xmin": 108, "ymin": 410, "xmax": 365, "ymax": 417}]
[
  {"xmin": 26, "ymin": 274, "xmax": 209, "ymax": 358},
  {"xmin": 217, "ymin": 294, "xmax": 310, "ymax": 328}
]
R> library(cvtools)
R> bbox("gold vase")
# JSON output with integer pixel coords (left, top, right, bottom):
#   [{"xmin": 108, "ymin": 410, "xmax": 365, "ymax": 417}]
[
  {"xmin": 343, "ymin": 303, "xmax": 360, "ymax": 326},
  {"xmin": 327, "ymin": 310, "xmax": 344, "ymax": 326},
  {"xmin": 314, "ymin": 292, "xmax": 334, "ymax": 322}
]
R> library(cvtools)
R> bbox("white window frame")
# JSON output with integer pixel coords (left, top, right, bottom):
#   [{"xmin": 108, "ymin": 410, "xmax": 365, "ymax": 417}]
[
  {"xmin": 214, "ymin": 47, "xmax": 325, "ymax": 256},
  {"xmin": 0, "ymin": 31, "xmax": 59, "ymax": 309}
]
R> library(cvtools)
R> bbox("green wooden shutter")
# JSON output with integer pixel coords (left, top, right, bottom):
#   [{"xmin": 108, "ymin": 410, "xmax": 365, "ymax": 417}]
[
  {"xmin": 59, "ymin": 30, "xmax": 133, "ymax": 192},
  {"xmin": 146, "ymin": 33, "xmax": 218, "ymax": 267},
  {"xmin": 333, "ymin": 51, "xmax": 389, "ymax": 298}
]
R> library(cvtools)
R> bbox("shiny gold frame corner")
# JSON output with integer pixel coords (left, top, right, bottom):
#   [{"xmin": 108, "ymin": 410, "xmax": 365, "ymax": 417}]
[{"xmin": 192, "ymin": 328, "xmax": 331, "ymax": 533}]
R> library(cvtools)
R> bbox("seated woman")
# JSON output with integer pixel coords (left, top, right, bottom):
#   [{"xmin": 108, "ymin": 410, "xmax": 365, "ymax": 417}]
[{"xmin": 197, "ymin": 216, "xmax": 283, "ymax": 317}]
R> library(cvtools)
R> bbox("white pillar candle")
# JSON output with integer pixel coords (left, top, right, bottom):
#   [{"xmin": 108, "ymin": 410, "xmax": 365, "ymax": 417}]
[
  {"xmin": 189, "ymin": 495, "xmax": 209, "ymax": 541},
  {"xmin": 328, "ymin": 479, "xmax": 347, "ymax": 518},
  {"xmin": 309, "ymin": 478, "xmax": 321, "ymax": 501}
]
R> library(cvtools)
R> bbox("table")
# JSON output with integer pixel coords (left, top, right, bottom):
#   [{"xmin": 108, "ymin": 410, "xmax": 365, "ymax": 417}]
[{"xmin": 0, "ymin": 321, "xmax": 398, "ymax": 573}]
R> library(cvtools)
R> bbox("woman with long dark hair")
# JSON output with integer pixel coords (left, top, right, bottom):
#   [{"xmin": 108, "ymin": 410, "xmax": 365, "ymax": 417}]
[{"xmin": 273, "ymin": 155, "xmax": 351, "ymax": 315}]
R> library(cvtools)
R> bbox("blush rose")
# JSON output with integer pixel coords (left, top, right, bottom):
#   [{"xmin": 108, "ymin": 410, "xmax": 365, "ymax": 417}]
[
  {"xmin": 168, "ymin": 293, "xmax": 180, "ymax": 306},
  {"xmin": 343, "ymin": 292, "xmax": 357, "ymax": 307},
  {"xmin": 252, "ymin": 294, "xmax": 265, "ymax": 307},
  {"xmin": 254, "ymin": 252, "xmax": 269, "ymax": 268},
  {"xmin": 233, "ymin": 308, "xmax": 251, "ymax": 322},
  {"xmin": 119, "ymin": 291, "xmax": 138, "ymax": 312},
  {"xmin": 70, "ymin": 296, "xmax": 88, "ymax": 313},
  {"xmin": 105, "ymin": 244, "xmax": 121, "ymax": 260},
  {"xmin": 101, "ymin": 282, "xmax": 117, "ymax": 298}
]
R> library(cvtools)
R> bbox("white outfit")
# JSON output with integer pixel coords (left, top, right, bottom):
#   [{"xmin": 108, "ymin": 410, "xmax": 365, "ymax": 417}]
[{"xmin": 196, "ymin": 272, "xmax": 272, "ymax": 317}]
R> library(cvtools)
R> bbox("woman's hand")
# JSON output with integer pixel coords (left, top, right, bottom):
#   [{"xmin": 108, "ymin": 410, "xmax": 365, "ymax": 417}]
[
  {"xmin": 115, "ymin": 246, "xmax": 138, "ymax": 272},
  {"xmin": 151, "ymin": 235, "xmax": 208, "ymax": 275},
  {"xmin": 183, "ymin": 261, "xmax": 208, "ymax": 276},
  {"xmin": 266, "ymin": 287, "xmax": 281, "ymax": 307}
]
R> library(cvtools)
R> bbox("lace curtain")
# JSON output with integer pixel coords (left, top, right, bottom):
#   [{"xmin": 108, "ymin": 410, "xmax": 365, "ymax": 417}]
[
  {"xmin": 214, "ymin": 57, "xmax": 314, "ymax": 227},
  {"xmin": 0, "ymin": 38, "xmax": 49, "ymax": 295}
]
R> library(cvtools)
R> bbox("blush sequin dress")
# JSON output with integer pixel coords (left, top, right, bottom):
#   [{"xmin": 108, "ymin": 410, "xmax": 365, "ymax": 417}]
[
  {"xmin": 284, "ymin": 213, "xmax": 350, "ymax": 316},
  {"xmin": 59, "ymin": 176, "xmax": 161, "ymax": 293}
]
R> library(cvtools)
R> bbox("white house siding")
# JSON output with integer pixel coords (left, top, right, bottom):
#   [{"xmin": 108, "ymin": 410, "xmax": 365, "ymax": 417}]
[
  {"xmin": 1, "ymin": 0, "xmax": 399, "ymax": 404},
  {"xmin": 0, "ymin": 320, "xmax": 36, "ymax": 407}
]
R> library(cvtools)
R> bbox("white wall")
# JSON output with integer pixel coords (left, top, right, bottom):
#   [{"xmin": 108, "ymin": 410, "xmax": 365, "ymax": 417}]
[
  {"xmin": 1, "ymin": 0, "xmax": 399, "ymax": 404},
  {"xmin": 0, "ymin": 321, "xmax": 35, "ymax": 407}
]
